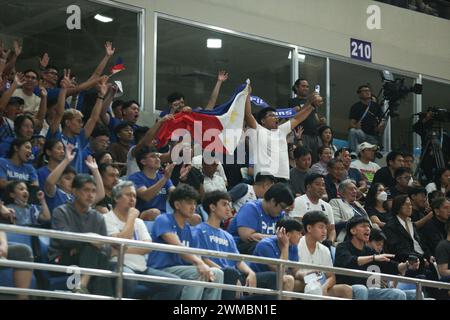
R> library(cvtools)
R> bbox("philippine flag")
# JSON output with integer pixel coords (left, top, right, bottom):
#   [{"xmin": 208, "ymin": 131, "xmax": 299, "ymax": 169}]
[
  {"xmin": 155, "ymin": 80, "xmax": 249, "ymax": 155},
  {"xmin": 110, "ymin": 57, "xmax": 126, "ymax": 75}
]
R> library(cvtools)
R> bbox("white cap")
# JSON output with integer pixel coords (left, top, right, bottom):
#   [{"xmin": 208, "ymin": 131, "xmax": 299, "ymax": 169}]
[{"xmin": 357, "ymin": 142, "xmax": 377, "ymax": 154}]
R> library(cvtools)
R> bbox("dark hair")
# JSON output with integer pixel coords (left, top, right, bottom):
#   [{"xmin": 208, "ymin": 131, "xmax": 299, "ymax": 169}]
[
  {"xmin": 302, "ymin": 211, "xmax": 329, "ymax": 232},
  {"xmin": 408, "ymin": 186, "xmax": 427, "ymax": 198},
  {"xmin": 62, "ymin": 165, "xmax": 76, "ymax": 177},
  {"xmin": 276, "ymin": 218, "xmax": 304, "ymax": 233},
  {"xmin": 304, "ymin": 173, "xmax": 325, "ymax": 188},
  {"xmin": 428, "ymin": 190, "xmax": 445, "ymax": 204},
  {"xmin": 3, "ymin": 180, "xmax": 28, "ymax": 205},
  {"xmin": 91, "ymin": 126, "xmax": 110, "ymax": 139},
  {"xmin": 327, "ymin": 158, "xmax": 343, "ymax": 169},
  {"xmin": 256, "ymin": 107, "xmax": 277, "ymax": 125},
  {"xmin": 365, "ymin": 183, "xmax": 385, "ymax": 209},
  {"xmin": 167, "ymin": 92, "xmax": 185, "ymax": 104},
  {"xmin": 14, "ymin": 115, "xmax": 34, "ymax": 136},
  {"xmin": 98, "ymin": 162, "xmax": 119, "ymax": 176},
  {"xmin": 94, "ymin": 151, "xmax": 113, "ymax": 165},
  {"xmin": 334, "ymin": 147, "xmax": 350, "ymax": 159},
  {"xmin": 23, "ymin": 69, "xmax": 39, "ymax": 80},
  {"xmin": 369, "ymin": 228, "xmax": 387, "ymax": 242},
  {"xmin": 293, "ymin": 146, "xmax": 312, "ymax": 159},
  {"xmin": 403, "ymin": 153, "xmax": 413, "ymax": 159},
  {"xmin": 390, "ymin": 194, "xmax": 410, "ymax": 216},
  {"xmin": 112, "ymin": 99, "xmax": 125, "ymax": 110},
  {"xmin": 263, "ymin": 183, "xmax": 294, "ymax": 206},
  {"xmin": 7, "ymin": 138, "xmax": 31, "ymax": 158},
  {"xmin": 394, "ymin": 167, "xmax": 412, "ymax": 179},
  {"xmin": 134, "ymin": 126, "xmax": 150, "ymax": 144},
  {"xmin": 386, "ymin": 151, "xmax": 403, "ymax": 167},
  {"xmin": 202, "ymin": 190, "xmax": 231, "ymax": 214},
  {"xmin": 318, "ymin": 126, "xmax": 333, "ymax": 143},
  {"xmin": 122, "ymin": 100, "xmax": 140, "ymax": 111},
  {"xmin": 317, "ymin": 145, "xmax": 331, "ymax": 157},
  {"xmin": 45, "ymin": 65, "xmax": 59, "ymax": 72},
  {"xmin": 113, "ymin": 122, "xmax": 133, "ymax": 136},
  {"xmin": 434, "ymin": 168, "xmax": 450, "ymax": 193},
  {"xmin": 356, "ymin": 84, "xmax": 371, "ymax": 94},
  {"xmin": 254, "ymin": 173, "xmax": 276, "ymax": 185},
  {"xmin": 7, "ymin": 96, "xmax": 24, "ymax": 107},
  {"xmin": 72, "ymin": 174, "xmax": 96, "ymax": 190},
  {"xmin": 37, "ymin": 139, "xmax": 63, "ymax": 168},
  {"xmin": 135, "ymin": 146, "xmax": 158, "ymax": 170},
  {"xmin": 346, "ymin": 216, "xmax": 371, "ymax": 237},
  {"xmin": 169, "ymin": 184, "xmax": 199, "ymax": 209},
  {"xmin": 431, "ymin": 197, "xmax": 449, "ymax": 212},
  {"xmin": 291, "ymin": 78, "xmax": 307, "ymax": 94}
]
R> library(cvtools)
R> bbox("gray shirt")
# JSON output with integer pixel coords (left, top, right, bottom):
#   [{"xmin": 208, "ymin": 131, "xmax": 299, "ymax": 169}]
[
  {"xmin": 289, "ymin": 168, "xmax": 310, "ymax": 195},
  {"xmin": 48, "ymin": 203, "xmax": 109, "ymax": 261}
]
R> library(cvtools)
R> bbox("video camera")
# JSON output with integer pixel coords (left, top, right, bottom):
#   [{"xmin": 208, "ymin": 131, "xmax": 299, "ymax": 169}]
[{"xmin": 415, "ymin": 106, "xmax": 450, "ymax": 122}]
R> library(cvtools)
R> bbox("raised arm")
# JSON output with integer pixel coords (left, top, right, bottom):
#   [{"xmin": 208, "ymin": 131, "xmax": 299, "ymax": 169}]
[
  {"xmin": 36, "ymin": 191, "xmax": 51, "ymax": 222},
  {"xmin": 85, "ymin": 156, "xmax": 105, "ymax": 204},
  {"xmin": 90, "ymin": 41, "xmax": 115, "ymax": 79},
  {"xmin": 244, "ymin": 87, "xmax": 257, "ymax": 129},
  {"xmin": 44, "ymin": 144, "xmax": 76, "ymax": 197},
  {"xmin": 3, "ymin": 40, "xmax": 21, "ymax": 75},
  {"xmin": 136, "ymin": 163, "xmax": 175, "ymax": 202},
  {"xmin": 34, "ymin": 86, "xmax": 47, "ymax": 131},
  {"xmin": 0, "ymin": 72, "xmax": 23, "ymax": 115},
  {"xmin": 205, "ymin": 70, "xmax": 228, "ymax": 110},
  {"xmin": 48, "ymin": 69, "xmax": 71, "ymax": 135},
  {"xmin": 289, "ymin": 92, "xmax": 322, "ymax": 129},
  {"xmin": 83, "ymin": 76, "xmax": 108, "ymax": 138}
]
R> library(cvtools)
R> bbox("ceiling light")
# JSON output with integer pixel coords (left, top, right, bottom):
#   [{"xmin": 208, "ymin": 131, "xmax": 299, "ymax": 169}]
[
  {"xmin": 94, "ymin": 14, "xmax": 113, "ymax": 23},
  {"xmin": 207, "ymin": 38, "xmax": 222, "ymax": 49}
]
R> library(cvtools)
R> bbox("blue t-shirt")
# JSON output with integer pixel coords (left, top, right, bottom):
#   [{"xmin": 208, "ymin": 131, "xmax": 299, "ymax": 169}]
[
  {"xmin": 46, "ymin": 128, "xmax": 89, "ymax": 173},
  {"xmin": 128, "ymin": 171, "xmax": 174, "ymax": 213},
  {"xmin": 193, "ymin": 222, "xmax": 239, "ymax": 269},
  {"xmin": 227, "ymin": 199, "xmax": 285, "ymax": 244},
  {"xmin": 37, "ymin": 166, "xmax": 51, "ymax": 189},
  {"xmin": 249, "ymin": 237, "xmax": 299, "ymax": 273},
  {"xmin": 147, "ymin": 213, "xmax": 197, "ymax": 269},
  {"xmin": 6, "ymin": 203, "xmax": 41, "ymax": 226},
  {"xmin": 0, "ymin": 158, "xmax": 38, "ymax": 184},
  {"xmin": 0, "ymin": 137, "xmax": 39, "ymax": 164},
  {"xmin": 46, "ymin": 187, "xmax": 74, "ymax": 216},
  {"xmin": 108, "ymin": 117, "xmax": 122, "ymax": 144}
]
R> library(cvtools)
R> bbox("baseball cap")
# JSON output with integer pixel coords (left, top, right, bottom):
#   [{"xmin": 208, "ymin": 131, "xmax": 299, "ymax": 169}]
[{"xmin": 357, "ymin": 142, "xmax": 377, "ymax": 154}]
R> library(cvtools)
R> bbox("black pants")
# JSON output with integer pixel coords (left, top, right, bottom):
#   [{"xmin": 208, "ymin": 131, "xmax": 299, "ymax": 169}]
[
  {"xmin": 237, "ymin": 241, "xmax": 257, "ymax": 255},
  {"xmin": 222, "ymin": 267, "xmax": 277, "ymax": 300}
]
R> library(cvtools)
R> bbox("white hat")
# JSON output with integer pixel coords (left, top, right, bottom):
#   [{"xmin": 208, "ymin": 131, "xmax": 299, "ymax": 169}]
[{"xmin": 357, "ymin": 142, "xmax": 377, "ymax": 154}]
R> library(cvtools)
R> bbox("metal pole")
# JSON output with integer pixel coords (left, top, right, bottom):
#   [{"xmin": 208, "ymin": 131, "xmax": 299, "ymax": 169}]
[
  {"xmin": 276, "ymin": 264, "xmax": 285, "ymax": 300},
  {"xmin": 116, "ymin": 244, "xmax": 126, "ymax": 299}
]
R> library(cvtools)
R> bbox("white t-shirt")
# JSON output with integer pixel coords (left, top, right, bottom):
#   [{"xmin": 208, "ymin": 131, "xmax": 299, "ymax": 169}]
[
  {"xmin": 251, "ymin": 122, "xmax": 291, "ymax": 180},
  {"xmin": 350, "ymin": 160, "xmax": 380, "ymax": 183},
  {"xmin": 13, "ymin": 88, "xmax": 41, "ymax": 114},
  {"xmin": 192, "ymin": 155, "xmax": 228, "ymax": 183},
  {"xmin": 203, "ymin": 173, "xmax": 227, "ymax": 193},
  {"xmin": 425, "ymin": 182, "xmax": 446, "ymax": 195},
  {"xmin": 233, "ymin": 185, "xmax": 257, "ymax": 213},
  {"xmin": 298, "ymin": 236, "xmax": 333, "ymax": 272},
  {"xmin": 104, "ymin": 210, "xmax": 151, "ymax": 272},
  {"xmin": 290, "ymin": 194, "xmax": 335, "ymax": 225},
  {"xmin": 126, "ymin": 146, "xmax": 140, "ymax": 177}
]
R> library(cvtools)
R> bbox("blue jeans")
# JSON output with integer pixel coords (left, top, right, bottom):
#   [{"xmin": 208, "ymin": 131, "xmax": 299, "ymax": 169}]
[
  {"xmin": 348, "ymin": 128, "xmax": 379, "ymax": 153},
  {"xmin": 352, "ymin": 285, "xmax": 407, "ymax": 300}
]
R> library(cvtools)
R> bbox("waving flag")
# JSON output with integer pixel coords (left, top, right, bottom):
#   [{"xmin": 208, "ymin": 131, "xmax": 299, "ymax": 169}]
[
  {"xmin": 155, "ymin": 81, "xmax": 249, "ymax": 154},
  {"xmin": 249, "ymin": 95, "xmax": 297, "ymax": 119},
  {"xmin": 110, "ymin": 57, "xmax": 125, "ymax": 75}
]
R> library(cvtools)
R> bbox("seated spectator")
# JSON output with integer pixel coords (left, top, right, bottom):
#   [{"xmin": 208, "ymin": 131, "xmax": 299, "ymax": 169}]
[
  {"xmin": 79, "ymin": 126, "xmax": 110, "ymax": 173},
  {"xmin": 334, "ymin": 216, "xmax": 409, "ymax": 300},
  {"xmin": 0, "ymin": 230, "xmax": 34, "ymax": 299},
  {"xmin": 49, "ymin": 174, "xmax": 114, "ymax": 296},
  {"xmin": 350, "ymin": 142, "xmax": 380, "ymax": 186},
  {"xmin": 318, "ymin": 126, "xmax": 338, "ymax": 156},
  {"xmin": 228, "ymin": 183, "xmax": 294, "ymax": 254},
  {"xmin": 388, "ymin": 167, "xmax": 413, "ymax": 200},
  {"xmin": 310, "ymin": 146, "xmax": 332, "ymax": 176},
  {"xmin": 426, "ymin": 168, "xmax": 450, "ymax": 197},
  {"xmin": 229, "ymin": 173, "xmax": 275, "ymax": 214},
  {"xmin": 4, "ymin": 180, "xmax": 50, "ymax": 226},
  {"xmin": 128, "ymin": 146, "xmax": 175, "ymax": 214},
  {"xmin": 0, "ymin": 138, "xmax": 38, "ymax": 191},
  {"xmin": 289, "ymin": 146, "xmax": 312, "ymax": 196},
  {"xmin": 36, "ymin": 139, "xmax": 65, "ymax": 189},
  {"xmin": 335, "ymin": 147, "xmax": 368, "ymax": 194},
  {"xmin": 409, "ymin": 186, "xmax": 433, "ymax": 230},
  {"xmin": 94, "ymin": 150, "xmax": 113, "ymax": 166},
  {"xmin": 290, "ymin": 173, "xmax": 336, "ymax": 243},
  {"xmin": 95, "ymin": 163, "xmax": 120, "ymax": 214},
  {"xmin": 194, "ymin": 191, "xmax": 279, "ymax": 300},
  {"xmin": 147, "ymin": 184, "xmax": 224, "ymax": 300},
  {"xmin": 0, "ymin": 77, "xmax": 25, "ymax": 140},
  {"xmin": 435, "ymin": 220, "xmax": 450, "ymax": 295},
  {"xmin": 297, "ymin": 211, "xmax": 353, "ymax": 298},
  {"xmin": 104, "ymin": 180, "xmax": 183, "ymax": 299},
  {"xmin": 121, "ymin": 100, "xmax": 142, "ymax": 134},
  {"xmin": 0, "ymin": 114, "xmax": 38, "ymax": 159},
  {"xmin": 324, "ymin": 158, "xmax": 345, "ymax": 201},
  {"xmin": 420, "ymin": 197, "xmax": 450, "ymax": 257},
  {"xmin": 330, "ymin": 180, "xmax": 372, "ymax": 242},
  {"xmin": 402, "ymin": 153, "xmax": 414, "ymax": 171},
  {"xmin": 365, "ymin": 183, "xmax": 390, "ymax": 228},
  {"xmin": 201, "ymin": 157, "xmax": 227, "ymax": 193},
  {"xmin": 249, "ymin": 219, "xmax": 302, "ymax": 297},
  {"xmin": 372, "ymin": 151, "xmax": 404, "ymax": 190},
  {"xmin": 192, "ymin": 153, "xmax": 228, "ymax": 188}
]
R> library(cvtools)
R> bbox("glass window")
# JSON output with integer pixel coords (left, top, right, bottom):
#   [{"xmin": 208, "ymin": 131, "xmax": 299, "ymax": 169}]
[
  {"xmin": 156, "ymin": 18, "xmax": 291, "ymax": 113},
  {"xmin": 422, "ymin": 79, "xmax": 450, "ymax": 132},
  {"xmin": 0, "ymin": 0, "xmax": 140, "ymax": 100}
]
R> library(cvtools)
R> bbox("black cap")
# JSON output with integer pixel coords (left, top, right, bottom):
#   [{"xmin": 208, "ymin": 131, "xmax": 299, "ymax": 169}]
[
  {"xmin": 346, "ymin": 216, "xmax": 371, "ymax": 237},
  {"xmin": 408, "ymin": 186, "xmax": 427, "ymax": 197}
]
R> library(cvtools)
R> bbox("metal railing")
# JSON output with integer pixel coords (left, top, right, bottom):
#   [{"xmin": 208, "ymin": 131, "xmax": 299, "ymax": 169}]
[{"xmin": 1, "ymin": 224, "xmax": 449, "ymax": 300}]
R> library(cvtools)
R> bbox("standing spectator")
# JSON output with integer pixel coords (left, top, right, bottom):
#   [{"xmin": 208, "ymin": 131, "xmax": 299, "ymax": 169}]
[
  {"xmin": 227, "ymin": 183, "xmax": 294, "ymax": 254},
  {"xmin": 289, "ymin": 146, "xmax": 312, "ymax": 196},
  {"xmin": 372, "ymin": 151, "xmax": 404, "ymax": 191},
  {"xmin": 409, "ymin": 186, "xmax": 433, "ymax": 230},
  {"xmin": 95, "ymin": 163, "xmax": 120, "ymax": 214},
  {"xmin": 104, "ymin": 181, "xmax": 183, "ymax": 299},
  {"xmin": 147, "ymin": 184, "xmax": 224, "ymax": 300},
  {"xmin": 324, "ymin": 158, "xmax": 345, "ymax": 201},
  {"xmin": 109, "ymin": 122, "xmax": 134, "ymax": 170},
  {"xmin": 201, "ymin": 157, "xmax": 227, "ymax": 193},
  {"xmin": 365, "ymin": 183, "xmax": 390, "ymax": 228},
  {"xmin": 48, "ymin": 174, "xmax": 114, "ymax": 296},
  {"xmin": 348, "ymin": 85, "xmax": 385, "ymax": 153},
  {"xmin": 310, "ymin": 146, "xmax": 333, "ymax": 176},
  {"xmin": 318, "ymin": 126, "xmax": 338, "ymax": 156},
  {"xmin": 36, "ymin": 139, "xmax": 65, "ymax": 189},
  {"xmin": 121, "ymin": 100, "xmax": 142, "ymax": 133},
  {"xmin": 12, "ymin": 69, "xmax": 42, "ymax": 114},
  {"xmin": 290, "ymin": 173, "xmax": 336, "ymax": 243},
  {"xmin": 420, "ymin": 198, "xmax": 450, "ymax": 257},
  {"xmin": 0, "ymin": 73, "xmax": 25, "ymax": 138},
  {"xmin": 0, "ymin": 114, "xmax": 39, "ymax": 159},
  {"xmin": 426, "ymin": 168, "xmax": 450, "ymax": 197},
  {"xmin": 79, "ymin": 126, "xmax": 110, "ymax": 173},
  {"xmin": 335, "ymin": 148, "xmax": 368, "ymax": 193},
  {"xmin": 350, "ymin": 142, "xmax": 380, "ymax": 186}
]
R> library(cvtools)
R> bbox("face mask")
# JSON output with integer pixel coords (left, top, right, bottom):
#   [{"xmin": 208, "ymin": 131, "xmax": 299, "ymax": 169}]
[{"xmin": 377, "ymin": 191, "xmax": 388, "ymax": 202}]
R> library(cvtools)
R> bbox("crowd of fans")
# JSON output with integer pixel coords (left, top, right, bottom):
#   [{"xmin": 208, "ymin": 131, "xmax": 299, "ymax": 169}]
[
  {"xmin": 377, "ymin": 0, "xmax": 450, "ymax": 19},
  {"xmin": 0, "ymin": 38, "xmax": 449, "ymax": 300}
]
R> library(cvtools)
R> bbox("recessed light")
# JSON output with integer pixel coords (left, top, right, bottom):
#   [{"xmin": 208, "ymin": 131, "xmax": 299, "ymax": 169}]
[
  {"xmin": 94, "ymin": 14, "xmax": 113, "ymax": 23},
  {"xmin": 207, "ymin": 38, "xmax": 222, "ymax": 49}
]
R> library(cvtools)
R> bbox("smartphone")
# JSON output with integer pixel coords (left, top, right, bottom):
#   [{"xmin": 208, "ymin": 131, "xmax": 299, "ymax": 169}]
[{"xmin": 314, "ymin": 84, "xmax": 321, "ymax": 94}]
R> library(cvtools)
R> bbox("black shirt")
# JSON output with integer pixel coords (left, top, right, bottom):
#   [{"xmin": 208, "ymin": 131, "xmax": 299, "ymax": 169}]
[
  {"xmin": 435, "ymin": 240, "xmax": 450, "ymax": 270},
  {"xmin": 372, "ymin": 167, "xmax": 396, "ymax": 190},
  {"xmin": 420, "ymin": 216, "xmax": 447, "ymax": 256},
  {"xmin": 349, "ymin": 101, "xmax": 382, "ymax": 135},
  {"xmin": 288, "ymin": 97, "xmax": 318, "ymax": 135},
  {"xmin": 334, "ymin": 240, "xmax": 399, "ymax": 285},
  {"xmin": 365, "ymin": 206, "xmax": 391, "ymax": 223}
]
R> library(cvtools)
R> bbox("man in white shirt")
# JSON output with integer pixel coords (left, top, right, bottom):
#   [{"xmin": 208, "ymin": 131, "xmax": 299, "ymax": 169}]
[
  {"xmin": 104, "ymin": 180, "xmax": 183, "ymax": 299},
  {"xmin": 244, "ymin": 86, "xmax": 322, "ymax": 181},
  {"xmin": 297, "ymin": 211, "xmax": 352, "ymax": 298},
  {"xmin": 291, "ymin": 173, "xmax": 336, "ymax": 243},
  {"xmin": 13, "ymin": 69, "xmax": 41, "ymax": 114},
  {"xmin": 350, "ymin": 142, "xmax": 380, "ymax": 185}
]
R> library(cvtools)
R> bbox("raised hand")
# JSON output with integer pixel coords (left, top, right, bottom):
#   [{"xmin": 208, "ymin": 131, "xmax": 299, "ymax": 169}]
[
  {"xmin": 37, "ymin": 191, "xmax": 45, "ymax": 203},
  {"xmin": 294, "ymin": 126, "xmax": 304, "ymax": 140},
  {"xmin": 85, "ymin": 155, "xmax": 98, "ymax": 172},
  {"xmin": 105, "ymin": 41, "xmax": 115, "ymax": 57},
  {"xmin": 14, "ymin": 72, "xmax": 25, "ymax": 86},
  {"xmin": 64, "ymin": 144, "xmax": 76, "ymax": 162},
  {"xmin": 161, "ymin": 114, "xmax": 175, "ymax": 123},
  {"xmin": 0, "ymin": 40, "xmax": 9, "ymax": 60},
  {"xmin": 39, "ymin": 86, "xmax": 48, "ymax": 98},
  {"xmin": 128, "ymin": 207, "xmax": 140, "ymax": 220},
  {"xmin": 276, "ymin": 227, "xmax": 289, "ymax": 249},
  {"xmin": 13, "ymin": 40, "xmax": 22, "ymax": 57},
  {"xmin": 97, "ymin": 75, "xmax": 109, "ymax": 96},
  {"xmin": 39, "ymin": 53, "xmax": 50, "ymax": 69},
  {"xmin": 163, "ymin": 163, "xmax": 176, "ymax": 179},
  {"xmin": 217, "ymin": 70, "xmax": 228, "ymax": 82},
  {"xmin": 179, "ymin": 164, "xmax": 192, "ymax": 180},
  {"xmin": 60, "ymin": 69, "xmax": 72, "ymax": 89}
]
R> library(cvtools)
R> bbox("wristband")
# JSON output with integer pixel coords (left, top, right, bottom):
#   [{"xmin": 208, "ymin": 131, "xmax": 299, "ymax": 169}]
[
  {"xmin": 97, "ymin": 96, "xmax": 105, "ymax": 100},
  {"xmin": 373, "ymin": 254, "xmax": 376, "ymax": 262}
]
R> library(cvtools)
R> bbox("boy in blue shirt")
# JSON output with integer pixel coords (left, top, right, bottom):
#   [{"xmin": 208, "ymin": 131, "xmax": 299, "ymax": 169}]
[
  {"xmin": 227, "ymin": 183, "xmax": 294, "ymax": 254},
  {"xmin": 147, "ymin": 184, "xmax": 224, "ymax": 300}
]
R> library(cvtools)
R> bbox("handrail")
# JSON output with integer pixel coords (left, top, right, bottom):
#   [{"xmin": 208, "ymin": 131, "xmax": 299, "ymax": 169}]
[{"xmin": 1, "ymin": 224, "xmax": 450, "ymax": 300}]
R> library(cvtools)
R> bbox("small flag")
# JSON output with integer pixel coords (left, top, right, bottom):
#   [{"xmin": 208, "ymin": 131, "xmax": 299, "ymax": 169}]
[{"xmin": 110, "ymin": 57, "xmax": 125, "ymax": 75}]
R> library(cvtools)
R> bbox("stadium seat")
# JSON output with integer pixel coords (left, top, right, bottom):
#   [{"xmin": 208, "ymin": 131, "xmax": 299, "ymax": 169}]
[
  {"xmin": 333, "ymin": 139, "xmax": 349, "ymax": 149},
  {"xmin": 37, "ymin": 236, "xmax": 69, "ymax": 291}
]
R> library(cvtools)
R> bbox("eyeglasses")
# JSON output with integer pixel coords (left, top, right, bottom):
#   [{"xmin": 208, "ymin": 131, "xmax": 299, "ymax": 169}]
[
  {"xmin": 45, "ymin": 71, "xmax": 58, "ymax": 76},
  {"xmin": 24, "ymin": 75, "xmax": 37, "ymax": 80}
]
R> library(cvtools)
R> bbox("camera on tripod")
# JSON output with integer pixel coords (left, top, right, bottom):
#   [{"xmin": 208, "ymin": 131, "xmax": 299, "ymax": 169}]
[{"xmin": 420, "ymin": 106, "xmax": 450, "ymax": 122}]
